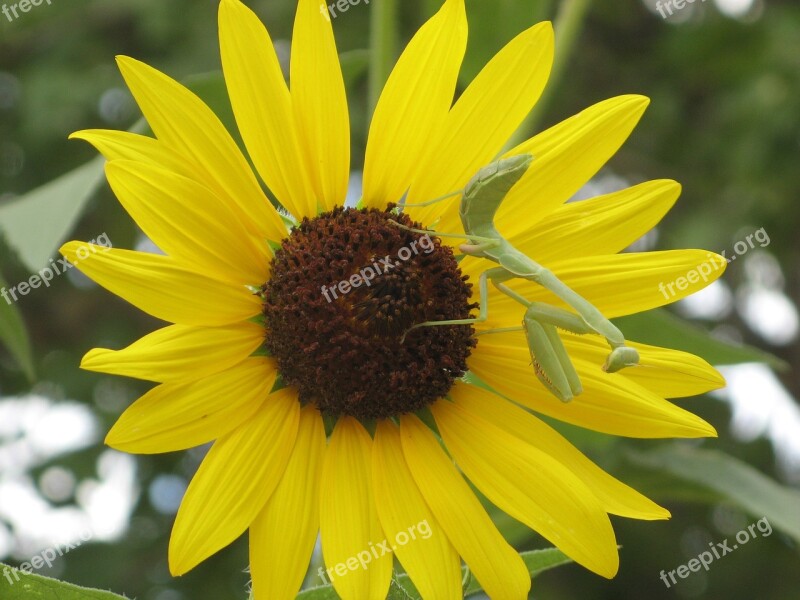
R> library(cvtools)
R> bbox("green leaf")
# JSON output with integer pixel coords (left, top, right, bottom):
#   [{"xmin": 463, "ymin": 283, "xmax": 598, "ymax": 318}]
[
  {"xmin": 0, "ymin": 565, "xmax": 129, "ymax": 599},
  {"xmin": 464, "ymin": 547, "xmax": 573, "ymax": 596},
  {"xmin": 0, "ymin": 271, "xmax": 35, "ymax": 380},
  {"xmin": 0, "ymin": 156, "xmax": 105, "ymax": 272},
  {"xmin": 386, "ymin": 576, "xmax": 415, "ymax": 600},
  {"xmin": 295, "ymin": 582, "xmax": 340, "ymax": 600},
  {"xmin": 294, "ymin": 547, "xmax": 573, "ymax": 599},
  {"xmin": 627, "ymin": 445, "xmax": 800, "ymax": 544},
  {"xmin": 614, "ymin": 308, "xmax": 787, "ymax": 371}
]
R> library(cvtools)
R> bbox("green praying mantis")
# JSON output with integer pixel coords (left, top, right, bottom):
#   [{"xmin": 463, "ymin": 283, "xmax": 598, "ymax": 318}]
[{"xmin": 390, "ymin": 154, "xmax": 640, "ymax": 402}]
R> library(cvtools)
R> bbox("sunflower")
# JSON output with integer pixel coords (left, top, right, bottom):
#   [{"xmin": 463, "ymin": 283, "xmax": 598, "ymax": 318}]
[{"xmin": 61, "ymin": 0, "xmax": 727, "ymax": 598}]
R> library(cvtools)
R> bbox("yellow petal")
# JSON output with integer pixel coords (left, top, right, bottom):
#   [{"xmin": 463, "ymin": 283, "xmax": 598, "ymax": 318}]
[
  {"xmin": 105, "ymin": 160, "xmax": 271, "ymax": 285},
  {"xmin": 372, "ymin": 421, "xmax": 462, "ymax": 600},
  {"xmin": 219, "ymin": 0, "xmax": 317, "ymax": 218},
  {"xmin": 432, "ymin": 398, "xmax": 619, "ymax": 579},
  {"xmin": 114, "ymin": 56, "xmax": 287, "ymax": 242},
  {"xmin": 251, "ymin": 405, "xmax": 326, "ymax": 600},
  {"xmin": 291, "ymin": 0, "xmax": 350, "ymax": 211},
  {"xmin": 59, "ymin": 243, "xmax": 261, "ymax": 327},
  {"xmin": 169, "ymin": 388, "xmax": 300, "ymax": 575},
  {"xmin": 105, "ymin": 358, "xmax": 277, "ymax": 454},
  {"xmin": 408, "ymin": 22, "xmax": 554, "ymax": 226},
  {"xmin": 70, "ymin": 129, "xmax": 189, "ymax": 172},
  {"xmin": 509, "ymin": 180, "xmax": 681, "ymax": 263},
  {"xmin": 471, "ymin": 250, "xmax": 728, "ymax": 325},
  {"xmin": 492, "ymin": 95, "xmax": 650, "ymax": 236},
  {"xmin": 449, "ymin": 383, "xmax": 670, "ymax": 520},
  {"xmin": 470, "ymin": 339, "xmax": 717, "ymax": 438},
  {"xmin": 320, "ymin": 418, "xmax": 392, "ymax": 600},
  {"xmin": 562, "ymin": 333, "xmax": 726, "ymax": 398},
  {"xmin": 81, "ymin": 322, "xmax": 264, "ymax": 383},
  {"xmin": 362, "ymin": 0, "xmax": 467, "ymax": 208},
  {"xmin": 400, "ymin": 414, "xmax": 530, "ymax": 600}
]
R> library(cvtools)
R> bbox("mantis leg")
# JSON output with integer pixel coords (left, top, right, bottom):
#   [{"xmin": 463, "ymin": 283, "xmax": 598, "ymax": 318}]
[
  {"xmin": 481, "ymin": 285, "xmax": 583, "ymax": 401},
  {"xmin": 523, "ymin": 315, "xmax": 583, "ymax": 402},
  {"xmin": 479, "ymin": 284, "xmax": 591, "ymax": 332},
  {"xmin": 399, "ymin": 270, "xmax": 493, "ymax": 343},
  {"xmin": 497, "ymin": 253, "xmax": 624, "ymax": 343},
  {"xmin": 521, "ymin": 301, "xmax": 598, "ymax": 335},
  {"xmin": 386, "ymin": 220, "xmax": 500, "ymax": 248},
  {"xmin": 399, "ymin": 188, "xmax": 463, "ymax": 208},
  {"xmin": 494, "ymin": 254, "xmax": 640, "ymax": 372}
]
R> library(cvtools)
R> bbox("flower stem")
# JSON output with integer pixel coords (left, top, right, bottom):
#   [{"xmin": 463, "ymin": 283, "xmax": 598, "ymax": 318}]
[
  {"xmin": 508, "ymin": 0, "xmax": 593, "ymax": 147},
  {"xmin": 369, "ymin": 0, "xmax": 399, "ymax": 118}
]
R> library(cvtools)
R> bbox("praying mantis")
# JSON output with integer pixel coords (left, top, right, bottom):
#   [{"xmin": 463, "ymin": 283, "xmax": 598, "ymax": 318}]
[{"xmin": 390, "ymin": 154, "xmax": 640, "ymax": 402}]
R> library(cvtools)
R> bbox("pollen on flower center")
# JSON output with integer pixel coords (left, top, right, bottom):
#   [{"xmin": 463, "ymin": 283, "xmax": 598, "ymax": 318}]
[{"xmin": 261, "ymin": 206, "xmax": 477, "ymax": 421}]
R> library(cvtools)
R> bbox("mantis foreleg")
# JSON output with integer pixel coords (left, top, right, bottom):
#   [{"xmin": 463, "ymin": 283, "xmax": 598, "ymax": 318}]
[
  {"xmin": 387, "ymin": 220, "xmax": 501, "ymax": 252},
  {"xmin": 496, "ymin": 252, "xmax": 629, "ymax": 348},
  {"xmin": 398, "ymin": 269, "xmax": 495, "ymax": 343},
  {"xmin": 523, "ymin": 315, "xmax": 583, "ymax": 402},
  {"xmin": 399, "ymin": 188, "xmax": 463, "ymax": 208}
]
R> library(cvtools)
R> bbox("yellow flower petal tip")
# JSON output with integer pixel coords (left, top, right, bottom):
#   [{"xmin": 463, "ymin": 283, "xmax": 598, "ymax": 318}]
[
  {"xmin": 623, "ymin": 93, "xmax": 650, "ymax": 108},
  {"xmin": 103, "ymin": 418, "xmax": 141, "ymax": 452},
  {"xmin": 59, "ymin": 241, "xmax": 85, "ymax": 265},
  {"xmin": 103, "ymin": 428, "xmax": 124, "ymax": 450},
  {"xmin": 598, "ymin": 552, "xmax": 621, "ymax": 580},
  {"xmin": 67, "ymin": 130, "xmax": 91, "ymax": 142},
  {"xmin": 114, "ymin": 55, "xmax": 166, "ymax": 88},
  {"xmin": 530, "ymin": 20, "xmax": 555, "ymax": 38},
  {"xmin": 168, "ymin": 546, "xmax": 189, "ymax": 578},
  {"xmin": 702, "ymin": 368, "xmax": 727, "ymax": 391},
  {"xmin": 654, "ymin": 506, "xmax": 672, "ymax": 520},
  {"xmin": 114, "ymin": 55, "xmax": 141, "ymax": 75},
  {"xmin": 219, "ymin": 0, "xmax": 253, "ymax": 19},
  {"xmin": 79, "ymin": 348, "xmax": 108, "ymax": 372},
  {"xmin": 681, "ymin": 413, "xmax": 718, "ymax": 438}
]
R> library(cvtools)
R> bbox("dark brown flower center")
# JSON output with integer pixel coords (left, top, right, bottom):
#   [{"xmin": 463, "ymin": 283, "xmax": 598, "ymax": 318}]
[{"xmin": 261, "ymin": 206, "xmax": 477, "ymax": 421}]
